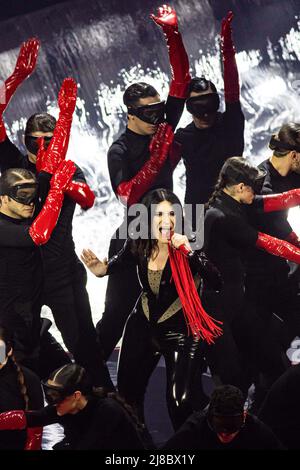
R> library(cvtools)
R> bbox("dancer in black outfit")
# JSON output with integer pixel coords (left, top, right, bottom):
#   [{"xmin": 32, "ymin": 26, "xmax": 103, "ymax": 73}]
[
  {"xmin": 204, "ymin": 156, "xmax": 300, "ymax": 393},
  {"xmin": 97, "ymin": 4, "xmax": 190, "ymax": 360},
  {"xmin": 82, "ymin": 188, "xmax": 222, "ymax": 430},
  {"xmin": 174, "ymin": 11, "xmax": 244, "ymax": 232},
  {"xmin": 0, "ymin": 162, "xmax": 76, "ymax": 374},
  {"xmin": 0, "ymin": 326, "xmax": 43, "ymax": 450},
  {"xmin": 0, "ymin": 43, "xmax": 112, "ymax": 389},
  {"xmin": 245, "ymin": 123, "xmax": 300, "ymax": 402},
  {"xmin": 0, "ymin": 364, "xmax": 146, "ymax": 450}
]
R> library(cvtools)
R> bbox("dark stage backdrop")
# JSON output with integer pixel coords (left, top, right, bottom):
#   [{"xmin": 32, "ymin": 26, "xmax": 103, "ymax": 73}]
[{"xmin": 0, "ymin": 0, "xmax": 299, "ymax": 325}]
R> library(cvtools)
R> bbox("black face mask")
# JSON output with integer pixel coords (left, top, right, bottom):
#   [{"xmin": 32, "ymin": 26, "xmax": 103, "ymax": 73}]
[
  {"xmin": 128, "ymin": 101, "xmax": 166, "ymax": 125},
  {"xmin": 25, "ymin": 135, "xmax": 53, "ymax": 156},
  {"xmin": 222, "ymin": 164, "xmax": 267, "ymax": 195},
  {"xmin": 269, "ymin": 135, "xmax": 300, "ymax": 153},
  {"xmin": 186, "ymin": 93, "xmax": 220, "ymax": 118},
  {"xmin": 0, "ymin": 182, "xmax": 39, "ymax": 205},
  {"xmin": 42, "ymin": 381, "xmax": 75, "ymax": 405}
]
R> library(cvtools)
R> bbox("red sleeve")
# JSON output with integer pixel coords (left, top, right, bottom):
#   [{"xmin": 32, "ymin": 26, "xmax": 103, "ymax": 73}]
[
  {"xmin": 116, "ymin": 150, "xmax": 168, "ymax": 206},
  {"xmin": 262, "ymin": 189, "xmax": 300, "ymax": 213},
  {"xmin": 256, "ymin": 232, "xmax": 300, "ymax": 263},
  {"xmin": 221, "ymin": 14, "xmax": 240, "ymax": 103},
  {"xmin": 65, "ymin": 181, "xmax": 95, "ymax": 209}
]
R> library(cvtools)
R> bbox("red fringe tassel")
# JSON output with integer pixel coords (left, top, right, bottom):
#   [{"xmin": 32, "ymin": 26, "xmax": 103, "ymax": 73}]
[{"xmin": 168, "ymin": 245, "xmax": 223, "ymax": 344}]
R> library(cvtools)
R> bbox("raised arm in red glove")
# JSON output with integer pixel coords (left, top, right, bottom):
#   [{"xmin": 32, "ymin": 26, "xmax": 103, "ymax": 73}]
[
  {"xmin": 151, "ymin": 4, "xmax": 191, "ymax": 98},
  {"xmin": 36, "ymin": 138, "xmax": 95, "ymax": 210},
  {"xmin": 256, "ymin": 232, "xmax": 300, "ymax": 264},
  {"xmin": 29, "ymin": 159, "xmax": 76, "ymax": 245},
  {"xmin": 0, "ymin": 38, "xmax": 40, "ymax": 142},
  {"xmin": 262, "ymin": 188, "xmax": 300, "ymax": 212},
  {"xmin": 36, "ymin": 79, "xmax": 95, "ymax": 210},
  {"xmin": 36, "ymin": 77, "xmax": 77, "ymax": 174},
  {"xmin": 117, "ymin": 122, "xmax": 174, "ymax": 206},
  {"xmin": 221, "ymin": 11, "xmax": 239, "ymax": 103}
]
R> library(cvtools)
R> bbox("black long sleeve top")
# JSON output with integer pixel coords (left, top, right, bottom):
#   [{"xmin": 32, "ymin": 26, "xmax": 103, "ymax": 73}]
[
  {"xmin": 204, "ymin": 192, "xmax": 259, "ymax": 286},
  {"xmin": 175, "ymin": 102, "xmax": 245, "ymax": 205},
  {"xmin": 0, "ymin": 138, "xmax": 87, "ymax": 292},
  {"xmin": 0, "ymin": 212, "xmax": 43, "ymax": 337},
  {"xmin": 108, "ymin": 95, "xmax": 185, "ymax": 199}
]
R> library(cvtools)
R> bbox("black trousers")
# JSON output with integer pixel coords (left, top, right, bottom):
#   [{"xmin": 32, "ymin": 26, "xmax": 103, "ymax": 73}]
[
  {"xmin": 38, "ymin": 329, "xmax": 72, "ymax": 380},
  {"xmin": 96, "ymin": 235, "xmax": 141, "ymax": 360},
  {"xmin": 202, "ymin": 285, "xmax": 249, "ymax": 395},
  {"xmin": 117, "ymin": 309, "xmax": 208, "ymax": 431},
  {"xmin": 9, "ymin": 314, "xmax": 71, "ymax": 379},
  {"xmin": 244, "ymin": 272, "xmax": 298, "ymax": 382},
  {"xmin": 44, "ymin": 261, "xmax": 114, "ymax": 389},
  {"xmin": 1, "ymin": 298, "xmax": 42, "ymax": 371}
]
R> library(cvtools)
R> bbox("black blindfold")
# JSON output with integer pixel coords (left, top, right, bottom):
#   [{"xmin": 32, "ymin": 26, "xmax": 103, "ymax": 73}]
[
  {"xmin": 128, "ymin": 101, "xmax": 165, "ymax": 125},
  {"xmin": 186, "ymin": 93, "xmax": 220, "ymax": 117}
]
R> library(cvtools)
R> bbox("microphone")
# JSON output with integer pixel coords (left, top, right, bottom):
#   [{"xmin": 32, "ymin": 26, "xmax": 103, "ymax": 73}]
[
  {"xmin": 177, "ymin": 243, "xmax": 193, "ymax": 257},
  {"xmin": 169, "ymin": 231, "xmax": 194, "ymax": 257}
]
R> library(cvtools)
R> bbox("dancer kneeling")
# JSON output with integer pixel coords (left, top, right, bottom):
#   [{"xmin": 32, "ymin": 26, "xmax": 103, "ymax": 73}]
[{"xmin": 0, "ymin": 363, "xmax": 145, "ymax": 450}]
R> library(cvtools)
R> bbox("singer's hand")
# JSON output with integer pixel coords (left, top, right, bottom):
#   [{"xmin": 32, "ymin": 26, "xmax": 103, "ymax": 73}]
[
  {"xmin": 81, "ymin": 249, "xmax": 108, "ymax": 277},
  {"xmin": 171, "ymin": 233, "xmax": 191, "ymax": 251}
]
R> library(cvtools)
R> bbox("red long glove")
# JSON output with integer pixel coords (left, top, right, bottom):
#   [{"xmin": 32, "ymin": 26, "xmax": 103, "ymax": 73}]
[
  {"xmin": 256, "ymin": 232, "xmax": 300, "ymax": 264},
  {"xmin": 0, "ymin": 410, "xmax": 26, "ymax": 430},
  {"xmin": 221, "ymin": 11, "xmax": 239, "ymax": 103},
  {"xmin": 29, "ymin": 160, "xmax": 76, "ymax": 245},
  {"xmin": 0, "ymin": 38, "xmax": 40, "ymax": 142},
  {"xmin": 25, "ymin": 427, "xmax": 43, "ymax": 450},
  {"xmin": 36, "ymin": 138, "xmax": 95, "ymax": 210},
  {"xmin": 286, "ymin": 231, "xmax": 300, "ymax": 248},
  {"xmin": 65, "ymin": 180, "xmax": 95, "ymax": 209},
  {"xmin": 117, "ymin": 122, "xmax": 174, "ymax": 206},
  {"xmin": 151, "ymin": 5, "xmax": 191, "ymax": 98},
  {"xmin": 263, "ymin": 189, "xmax": 300, "ymax": 212},
  {"xmin": 36, "ymin": 78, "xmax": 77, "ymax": 174}
]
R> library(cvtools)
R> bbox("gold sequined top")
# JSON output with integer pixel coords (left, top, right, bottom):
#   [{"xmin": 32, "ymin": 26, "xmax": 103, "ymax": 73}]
[
  {"xmin": 147, "ymin": 269, "xmax": 163, "ymax": 297},
  {"xmin": 141, "ymin": 269, "xmax": 200, "ymax": 323}
]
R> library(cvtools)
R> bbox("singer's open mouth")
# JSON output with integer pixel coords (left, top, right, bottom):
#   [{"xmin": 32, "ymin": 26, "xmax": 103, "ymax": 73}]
[{"xmin": 158, "ymin": 226, "xmax": 174, "ymax": 238}]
